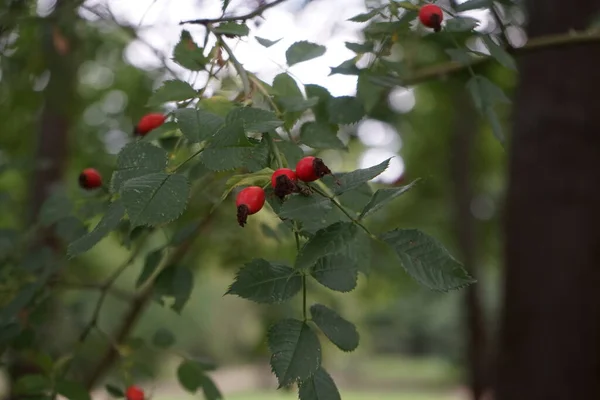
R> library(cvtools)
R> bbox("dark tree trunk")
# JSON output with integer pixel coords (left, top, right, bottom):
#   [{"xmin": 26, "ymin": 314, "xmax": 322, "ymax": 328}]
[
  {"xmin": 496, "ymin": 1, "xmax": 600, "ymax": 399},
  {"xmin": 451, "ymin": 93, "xmax": 488, "ymax": 400}
]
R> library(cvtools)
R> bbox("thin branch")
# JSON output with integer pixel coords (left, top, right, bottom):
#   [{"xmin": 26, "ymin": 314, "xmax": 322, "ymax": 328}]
[
  {"xmin": 180, "ymin": 0, "xmax": 288, "ymax": 25},
  {"xmin": 54, "ymin": 281, "xmax": 134, "ymax": 302},
  {"xmin": 216, "ymin": 34, "xmax": 251, "ymax": 97}
]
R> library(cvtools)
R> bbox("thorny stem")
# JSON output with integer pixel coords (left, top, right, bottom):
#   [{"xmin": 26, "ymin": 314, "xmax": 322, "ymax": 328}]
[{"xmin": 180, "ymin": 0, "xmax": 288, "ymax": 25}]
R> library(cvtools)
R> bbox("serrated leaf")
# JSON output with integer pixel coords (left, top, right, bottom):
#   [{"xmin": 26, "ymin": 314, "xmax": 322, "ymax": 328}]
[
  {"xmin": 360, "ymin": 179, "xmax": 419, "ymax": 218},
  {"xmin": 298, "ymin": 367, "xmax": 341, "ymax": 400},
  {"xmin": 295, "ymin": 222, "xmax": 370, "ymax": 271},
  {"xmin": 152, "ymin": 328, "xmax": 175, "ymax": 348},
  {"xmin": 310, "ymin": 254, "xmax": 358, "ymax": 292},
  {"xmin": 199, "ymin": 144, "xmax": 267, "ymax": 172},
  {"xmin": 345, "ymin": 41, "xmax": 374, "ymax": 53},
  {"xmin": 211, "ymin": 119, "xmax": 251, "ymax": 147},
  {"xmin": 277, "ymin": 141, "xmax": 304, "ymax": 167},
  {"xmin": 310, "ymin": 304, "xmax": 359, "ymax": 352},
  {"xmin": 348, "ymin": 8, "xmax": 381, "ymax": 22},
  {"xmin": 256, "ymin": 36, "xmax": 282, "ymax": 47},
  {"xmin": 279, "ymin": 194, "xmax": 333, "ymax": 227},
  {"xmin": 380, "ymin": 229, "xmax": 476, "ymax": 291},
  {"xmin": 335, "ymin": 159, "xmax": 390, "ymax": 195},
  {"xmin": 213, "ymin": 22, "xmax": 249, "ymax": 36},
  {"xmin": 445, "ymin": 48, "xmax": 475, "ymax": 65},
  {"xmin": 454, "ymin": 0, "xmax": 492, "ymax": 11},
  {"xmin": 226, "ymin": 107, "xmax": 283, "ymax": 132},
  {"xmin": 273, "ymin": 73, "xmax": 303, "ymax": 98},
  {"xmin": 305, "ymin": 85, "xmax": 333, "ymax": 123},
  {"xmin": 286, "ymin": 41, "xmax": 326, "ymax": 66},
  {"xmin": 136, "ymin": 249, "xmax": 163, "ymax": 288},
  {"xmin": 148, "ymin": 80, "xmax": 197, "ymax": 106},
  {"xmin": 226, "ymin": 259, "xmax": 302, "ymax": 304},
  {"xmin": 68, "ymin": 200, "xmax": 125, "ymax": 257},
  {"xmin": 111, "ymin": 142, "xmax": 168, "ymax": 192},
  {"xmin": 154, "ymin": 265, "xmax": 194, "ymax": 313},
  {"xmin": 278, "ymin": 96, "xmax": 320, "ymax": 113},
  {"xmin": 357, "ymin": 71, "xmax": 385, "ymax": 113},
  {"xmin": 467, "ymin": 75, "xmax": 510, "ymax": 111},
  {"xmin": 445, "ymin": 16, "xmax": 479, "ymax": 32},
  {"xmin": 482, "ymin": 35, "xmax": 516, "ymax": 70},
  {"xmin": 174, "ymin": 108, "xmax": 224, "ymax": 143},
  {"xmin": 268, "ymin": 319, "xmax": 322, "ymax": 387},
  {"xmin": 173, "ymin": 30, "xmax": 209, "ymax": 71},
  {"xmin": 39, "ymin": 192, "xmax": 72, "ymax": 226},
  {"xmin": 121, "ymin": 173, "xmax": 189, "ymax": 228},
  {"xmin": 330, "ymin": 59, "xmax": 360, "ymax": 76},
  {"xmin": 56, "ymin": 379, "xmax": 91, "ymax": 400},
  {"xmin": 300, "ymin": 122, "xmax": 344, "ymax": 149},
  {"xmin": 327, "ymin": 96, "xmax": 365, "ymax": 125},
  {"xmin": 105, "ymin": 384, "xmax": 124, "ymax": 398}
]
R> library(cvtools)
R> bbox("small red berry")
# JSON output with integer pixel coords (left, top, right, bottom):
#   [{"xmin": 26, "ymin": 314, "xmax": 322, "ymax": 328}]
[
  {"xmin": 79, "ymin": 168, "xmax": 102, "ymax": 189},
  {"xmin": 419, "ymin": 4, "xmax": 443, "ymax": 32},
  {"xmin": 271, "ymin": 168, "xmax": 298, "ymax": 199},
  {"xmin": 125, "ymin": 385, "xmax": 145, "ymax": 400},
  {"xmin": 295, "ymin": 156, "xmax": 332, "ymax": 183},
  {"xmin": 236, "ymin": 186, "xmax": 265, "ymax": 227},
  {"xmin": 134, "ymin": 113, "xmax": 166, "ymax": 136}
]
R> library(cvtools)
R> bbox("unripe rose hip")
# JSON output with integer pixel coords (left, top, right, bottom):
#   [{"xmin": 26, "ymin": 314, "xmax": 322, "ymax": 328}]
[
  {"xmin": 134, "ymin": 113, "xmax": 166, "ymax": 136},
  {"xmin": 236, "ymin": 186, "xmax": 266, "ymax": 227},
  {"xmin": 125, "ymin": 385, "xmax": 145, "ymax": 400},
  {"xmin": 271, "ymin": 168, "xmax": 298, "ymax": 199},
  {"xmin": 79, "ymin": 168, "xmax": 102, "ymax": 189},
  {"xmin": 295, "ymin": 156, "xmax": 332, "ymax": 182},
  {"xmin": 419, "ymin": 4, "xmax": 443, "ymax": 32}
]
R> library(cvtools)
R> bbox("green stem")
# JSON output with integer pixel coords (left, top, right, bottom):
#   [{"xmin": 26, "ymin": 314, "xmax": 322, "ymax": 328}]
[
  {"xmin": 213, "ymin": 32, "xmax": 251, "ymax": 97},
  {"xmin": 293, "ymin": 230, "xmax": 307, "ymax": 321},
  {"xmin": 171, "ymin": 146, "xmax": 206, "ymax": 172},
  {"xmin": 265, "ymin": 132, "xmax": 284, "ymax": 168}
]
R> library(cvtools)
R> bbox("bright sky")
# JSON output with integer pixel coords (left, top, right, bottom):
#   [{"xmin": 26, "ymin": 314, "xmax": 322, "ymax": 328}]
[{"xmin": 37, "ymin": 0, "xmax": 498, "ymax": 183}]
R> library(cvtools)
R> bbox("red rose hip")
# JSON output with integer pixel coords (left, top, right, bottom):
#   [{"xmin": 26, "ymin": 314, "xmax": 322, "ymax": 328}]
[
  {"xmin": 419, "ymin": 4, "xmax": 443, "ymax": 32},
  {"xmin": 125, "ymin": 385, "xmax": 145, "ymax": 400},
  {"xmin": 236, "ymin": 186, "xmax": 265, "ymax": 227},
  {"xmin": 295, "ymin": 156, "xmax": 332, "ymax": 182},
  {"xmin": 134, "ymin": 113, "xmax": 166, "ymax": 136},
  {"xmin": 79, "ymin": 168, "xmax": 102, "ymax": 189},
  {"xmin": 271, "ymin": 168, "xmax": 298, "ymax": 198}
]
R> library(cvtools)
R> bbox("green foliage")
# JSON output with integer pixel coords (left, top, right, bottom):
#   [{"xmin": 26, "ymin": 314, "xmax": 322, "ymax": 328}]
[
  {"xmin": 152, "ymin": 328, "xmax": 176, "ymax": 348},
  {"xmin": 174, "ymin": 108, "xmax": 224, "ymax": 143},
  {"xmin": 213, "ymin": 22, "xmax": 249, "ymax": 36},
  {"xmin": 111, "ymin": 142, "xmax": 168, "ymax": 192},
  {"xmin": 255, "ymin": 37, "xmax": 282, "ymax": 48},
  {"xmin": 55, "ymin": 379, "xmax": 91, "ymax": 400},
  {"xmin": 311, "ymin": 255, "xmax": 358, "ymax": 292},
  {"xmin": 285, "ymin": 41, "xmax": 326, "ymax": 66},
  {"xmin": 360, "ymin": 180, "xmax": 419, "ymax": 219},
  {"xmin": 298, "ymin": 367, "xmax": 341, "ymax": 400},
  {"xmin": 67, "ymin": 200, "xmax": 125, "ymax": 257},
  {"xmin": 177, "ymin": 360, "xmax": 222, "ymax": 399},
  {"xmin": 482, "ymin": 35, "xmax": 517, "ymax": 70},
  {"xmin": 173, "ymin": 30, "xmax": 209, "ymax": 71},
  {"xmin": 153, "ymin": 264, "xmax": 194, "ymax": 313},
  {"xmin": 310, "ymin": 304, "xmax": 359, "ymax": 352},
  {"xmin": 467, "ymin": 75, "xmax": 511, "ymax": 144},
  {"xmin": 327, "ymin": 96, "xmax": 365, "ymax": 125},
  {"xmin": 300, "ymin": 122, "xmax": 345, "ymax": 149},
  {"xmin": 147, "ymin": 79, "xmax": 197, "ymax": 105}
]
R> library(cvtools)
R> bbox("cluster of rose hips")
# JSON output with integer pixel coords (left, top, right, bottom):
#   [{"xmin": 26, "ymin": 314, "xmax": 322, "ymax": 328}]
[
  {"xmin": 236, "ymin": 156, "xmax": 333, "ymax": 227},
  {"xmin": 78, "ymin": 113, "xmax": 166, "ymax": 190}
]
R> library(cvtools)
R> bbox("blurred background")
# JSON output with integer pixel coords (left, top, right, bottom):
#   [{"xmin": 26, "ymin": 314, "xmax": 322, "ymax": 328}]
[{"xmin": 0, "ymin": 0, "xmax": 516, "ymax": 399}]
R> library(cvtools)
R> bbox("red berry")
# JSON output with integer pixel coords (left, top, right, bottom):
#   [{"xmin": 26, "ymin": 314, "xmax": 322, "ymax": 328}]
[
  {"xmin": 271, "ymin": 168, "xmax": 298, "ymax": 198},
  {"xmin": 236, "ymin": 186, "xmax": 265, "ymax": 227},
  {"xmin": 295, "ymin": 156, "xmax": 332, "ymax": 182},
  {"xmin": 419, "ymin": 4, "xmax": 443, "ymax": 32},
  {"xmin": 79, "ymin": 168, "xmax": 102, "ymax": 189},
  {"xmin": 134, "ymin": 113, "xmax": 166, "ymax": 136},
  {"xmin": 125, "ymin": 385, "xmax": 145, "ymax": 400}
]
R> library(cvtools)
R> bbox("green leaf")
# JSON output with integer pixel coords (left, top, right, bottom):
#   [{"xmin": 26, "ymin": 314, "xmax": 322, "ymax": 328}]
[
  {"xmin": 211, "ymin": 119, "xmax": 251, "ymax": 147},
  {"xmin": 121, "ymin": 173, "xmax": 190, "ymax": 228},
  {"xmin": 111, "ymin": 142, "xmax": 168, "ymax": 192},
  {"xmin": 154, "ymin": 265, "xmax": 194, "ymax": 313},
  {"xmin": 348, "ymin": 8, "xmax": 381, "ymax": 22},
  {"xmin": 329, "ymin": 59, "xmax": 360, "ymax": 76},
  {"xmin": 173, "ymin": 30, "xmax": 209, "ymax": 71},
  {"xmin": 305, "ymin": 84, "xmax": 333, "ymax": 123},
  {"xmin": 137, "ymin": 249, "xmax": 163, "ymax": 288},
  {"xmin": 277, "ymin": 141, "xmax": 304, "ymax": 167},
  {"xmin": 454, "ymin": 0, "xmax": 492, "ymax": 11},
  {"xmin": 360, "ymin": 179, "xmax": 419, "ymax": 218},
  {"xmin": 148, "ymin": 80, "xmax": 197, "ymax": 106},
  {"xmin": 295, "ymin": 222, "xmax": 370, "ymax": 271},
  {"xmin": 445, "ymin": 16, "xmax": 479, "ymax": 32},
  {"xmin": 299, "ymin": 122, "xmax": 344, "ymax": 149},
  {"xmin": 310, "ymin": 254, "xmax": 358, "ymax": 292},
  {"xmin": 268, "ymin": 319, "xmax": 322, "ymax": 387},
  {"xmin": 152, "ymin": 328, "xmax": 176, "ymax": 348},
  {"xmin": 273, "ymin": 73, "xmax": 303, "ymax": 98},
  {"xmin": 226, "ymin": 107, "xmax": 283, "ymax": 132},
  {"xmin": 67, "ymin": 200, "xmax": 125, "ymax": 257},
  {"xmin": 345, "ymin": 41, "xmax": 374, "ymax": 53},
  {"xmin": 335, "ymin": 159, "xmax": 390, "ymax": 195},
  {"xmin": 213, "ymin": 22, "xmax": 249, "ymax": 36},
  {"xmin": 279, "ymin": 195, "xmax": 333, "ymax": 227},
  {"xmin": 14, "ymin": 374, "xmax": 50, "ymax": 395},
  {"xmin": 198, "ymin": 375, "xmax": 223, "ymax": 400},
  {"xmin": 177, "ymin": 360, "xmax": 205, "ymax": 392},
  {"xmin": 298, "ymin": 367, "xmax": 341, "ymax": 400},
  {"xmin": 310, "ymin": 304, "xmax": 359, "ymax": 352},
  {"xmin": 357, "ymin": 71, "xmax": 385, "ymax": 113},
  {"xmin": 174, "ymin": 108, "xmax": 224, "ymax": 143},
  {"xmin": 56, "ymin": 379, "xmax": 91, "ymax": 400},
  {"xmin": 39, "ymin": 192, "xmax": 72, "ymax": 226},
  {"xmin": 380, "ymin": 229, "xmax": 476, "ymax": 291},
  {"xmin": 200, "ymin": 144, "xmax": 268, "ymax": 172},
  {"xmin": 278, "ymin": 96, "xmax": 320, "ymax": 113},
  {"xmin": 467, "ymin": 75, "xmax": 510, "ymax": 111},
  {"xmin": 256, "ymin": 37, "xmax": 282, "ymax": 47},
  {"xmin": 105, "ymin": 384, "xmax": 124, "ymax": 398},
  {"xmin": 285, "ymin": 41, "xmax": 326, "ymax": 66},
  {"xmin": 327, "ymin": 96, "xmax": 365, "ymax": 125},
  {"xmin": 482, "ymin": 35, "xmax": 516, "ymax": 70},
  {"xmin": 226, "ymin": 259, "xmax": 302, "ymax": 304},
  {"xmin": 485, "ymin": 107, "xmax": 505, "ymax": 146},
  {"xmin": 445, "ymin": 48, "xmax": 475, "ymax": 65},
  {"xmin": 222, "ymin": 168, "xmax": 273, "ymax": 200}
]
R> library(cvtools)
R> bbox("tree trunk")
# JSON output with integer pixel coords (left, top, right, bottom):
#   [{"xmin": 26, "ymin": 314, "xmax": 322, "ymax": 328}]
[{"xmin": 496, "ymin": 1, "xmax": 600, "ymax": 399}]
